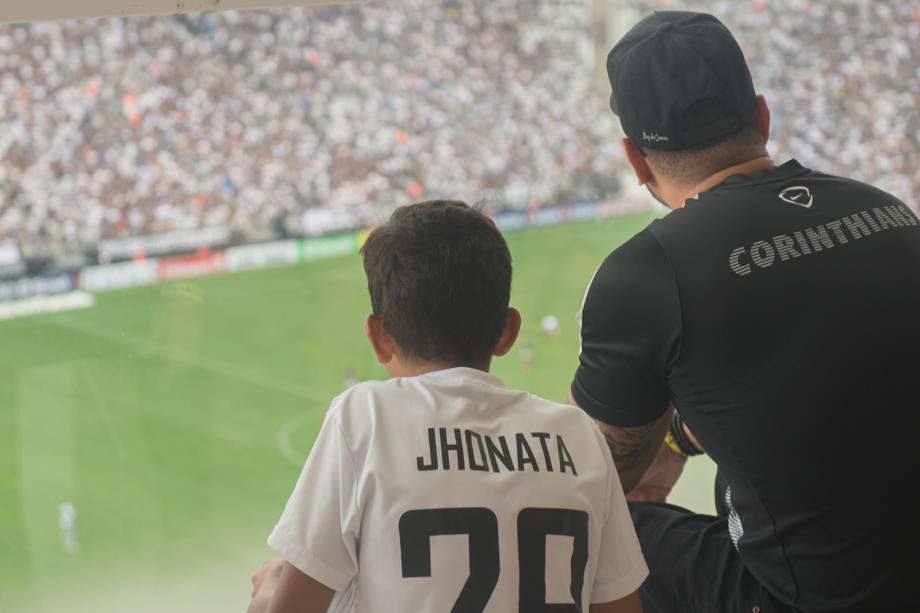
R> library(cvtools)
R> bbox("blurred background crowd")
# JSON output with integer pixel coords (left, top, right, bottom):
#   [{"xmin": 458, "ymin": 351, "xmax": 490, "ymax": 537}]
[
  {"xmin": 649, "ymin": 0, "xmax": 919, "ymax": 208},
  {"xmin": 0, "ymin": 0, "xmax": 917, "ymax": 277},
  {"xmin": 0, "ymin": 0, "xmax": 620, "ymax": 274}
]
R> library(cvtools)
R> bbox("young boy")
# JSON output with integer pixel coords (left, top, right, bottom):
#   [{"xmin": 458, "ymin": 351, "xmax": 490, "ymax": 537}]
[{"xmin": 249, "ymin": 201, "xmax": 647, "ymax": 613}]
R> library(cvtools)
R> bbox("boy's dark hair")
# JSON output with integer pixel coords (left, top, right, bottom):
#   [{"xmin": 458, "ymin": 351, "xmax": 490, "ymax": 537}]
[{"xmin": 360, "ymin": 200, "xmax": 512, "ymax": 365}]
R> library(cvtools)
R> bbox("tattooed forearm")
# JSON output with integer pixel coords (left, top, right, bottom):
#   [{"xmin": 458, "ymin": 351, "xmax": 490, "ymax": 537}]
[
  {"xmin": 597, "ymin": 421, "xmax": 656, "ymax": 472},
  {"xmin": 566, "ymin": 393, "xmax": 673, "ymax": 492},
  {"xmin": 593, "ymin": 408, "xmax": 674, "ymax": 493}
]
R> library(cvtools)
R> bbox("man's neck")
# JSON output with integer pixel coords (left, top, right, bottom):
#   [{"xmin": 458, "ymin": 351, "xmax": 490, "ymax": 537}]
[{"xmin": 676, "ymin": 155, "xmax": 775, "ymax": 208}]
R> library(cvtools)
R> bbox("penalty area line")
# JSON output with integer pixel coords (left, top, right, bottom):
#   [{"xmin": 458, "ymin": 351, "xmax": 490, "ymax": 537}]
[
  {"xmin": 52, "ymin": 315, "xmax": 329, "ymax": 403},
  {"xmin": 52, "ymin": 315, "xmax": 330, "ymax": 468},
  {"xmin": 275, "ymin": 411, "xmax": 320, "ymax": 468},
  {"xmin": 79, "ymin": 361, "xmax": 129, "ymax": 459}
]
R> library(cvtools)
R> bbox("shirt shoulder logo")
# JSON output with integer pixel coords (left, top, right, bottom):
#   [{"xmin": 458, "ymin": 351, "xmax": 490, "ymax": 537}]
[{"xmin": 779, "ymin": 186, "xmax": 813, "ymax": 208}]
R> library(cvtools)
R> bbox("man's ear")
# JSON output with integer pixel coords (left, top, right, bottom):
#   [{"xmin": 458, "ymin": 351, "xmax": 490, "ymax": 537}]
[
  {"xmin": 364, "ymin": 314, "xmax": 396, "ymax": 365},
  {"xmin": 622, "ymin": 137, "xmax": 653, "ymax": 186},
  {"xmin": 753, "ymin": 95, "xmax": 771, "ymax": 146},
  {"xmin": 493, "ymin": 307, "xmax": 522, "ymax": 358}
]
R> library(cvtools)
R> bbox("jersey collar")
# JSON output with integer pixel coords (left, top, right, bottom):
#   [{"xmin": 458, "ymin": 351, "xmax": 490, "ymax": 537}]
[
  {"xmin": 711, "ymin": 159, "xmax": 809, "ymax": 191},
  {"xmin": 417, "ymin": 367, "xmax": 506, "ymax": 389}
]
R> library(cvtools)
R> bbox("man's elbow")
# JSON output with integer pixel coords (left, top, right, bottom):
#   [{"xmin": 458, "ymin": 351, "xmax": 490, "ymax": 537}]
[
  {"xmin": 618, "ymin": 469, "xmax": 644, "ymax": 495},
  {"xmin": 566, "ymin": 393, "xmax": 663, "ymax": 493}
]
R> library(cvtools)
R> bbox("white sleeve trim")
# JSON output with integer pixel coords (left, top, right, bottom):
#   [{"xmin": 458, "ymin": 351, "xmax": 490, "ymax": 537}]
[
  {"xmin": 267, "ymin": 529, "xmax": 354, "ymax": 592},
  {"xmin": 590, "ymin": 556, "xmax": 649, "ymax": 604},
  {"xmin": 576, "ymin": 261, "xmax": 603, "ymax": 357}
]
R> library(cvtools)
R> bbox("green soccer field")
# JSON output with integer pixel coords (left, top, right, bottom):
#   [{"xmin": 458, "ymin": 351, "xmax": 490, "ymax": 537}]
[{"xmin": 0, "ymin": 211, "xmax": 715, "ymax": 612}]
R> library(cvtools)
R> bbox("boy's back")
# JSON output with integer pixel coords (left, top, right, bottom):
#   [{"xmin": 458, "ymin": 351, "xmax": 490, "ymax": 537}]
[
  {"xmin": 269, "ymin": 367, "xmax": 647, "ymax": 612},
  {"xmin": 248, "ymin": 201, "xmax": 645, "ymax": 613}
]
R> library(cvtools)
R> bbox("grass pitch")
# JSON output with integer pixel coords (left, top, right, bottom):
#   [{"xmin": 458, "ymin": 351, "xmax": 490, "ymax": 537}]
[{"xmin": 0, "ymin": 211, "xmax": 714, "ymax": 612}]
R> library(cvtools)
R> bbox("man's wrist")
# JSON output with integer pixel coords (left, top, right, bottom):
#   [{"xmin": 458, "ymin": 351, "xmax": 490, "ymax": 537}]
[
  {"xmin": 663, "ymin": 429, "xmax": 688, "ymax": 457},
  {"xmin": 669, "ymin": 412, "xmax": 703, "ymax": 457}
]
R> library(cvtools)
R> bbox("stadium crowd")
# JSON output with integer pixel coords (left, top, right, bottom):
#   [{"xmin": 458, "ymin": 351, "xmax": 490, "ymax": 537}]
[
  {"xmin": 0, "ymin": 0, "xmax": 917, "ymax": 272},
  {"xmin": 0, "ymin": 0, "xmax": 620, "ymax": 268}
]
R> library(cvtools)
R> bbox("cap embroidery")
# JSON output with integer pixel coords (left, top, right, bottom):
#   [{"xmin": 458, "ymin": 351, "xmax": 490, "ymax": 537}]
[{"xmin": 642, "ymin": 131, "xmax": 670, "ymax": 143}]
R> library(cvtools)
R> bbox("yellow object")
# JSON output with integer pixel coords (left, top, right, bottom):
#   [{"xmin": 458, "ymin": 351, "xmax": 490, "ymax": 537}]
[{"xmin": 664, "ymin": 430, "xmax": 688, "ymax": 458}]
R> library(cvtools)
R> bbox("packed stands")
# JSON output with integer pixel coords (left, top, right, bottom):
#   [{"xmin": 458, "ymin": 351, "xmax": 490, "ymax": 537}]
[
  {"xmin": 0, "ymin": 0, "xmax": 620, "ymax": 274},
  {"xmin": 1, "ymin": 0, "xmax": 916, "ymax": 277}
]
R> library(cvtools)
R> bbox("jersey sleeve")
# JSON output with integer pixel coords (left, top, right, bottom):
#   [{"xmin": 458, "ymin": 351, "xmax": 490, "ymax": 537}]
[
  {"xmin": 591, "ymin": 429, "xmax": 649, "ymax": 604},
  {"xmin": 571, "ymin": 229, "xmax": 680, "ymax": 427},
  {"xmin": 267, "ymin": 401, "xmax": 361, "ymax": 591}
]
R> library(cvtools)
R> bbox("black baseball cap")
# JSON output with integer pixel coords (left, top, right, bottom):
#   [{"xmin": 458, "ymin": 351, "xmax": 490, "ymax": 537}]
[{"xmin": 607, "ymin": 11, "xmax": 757, "ymax": 151}]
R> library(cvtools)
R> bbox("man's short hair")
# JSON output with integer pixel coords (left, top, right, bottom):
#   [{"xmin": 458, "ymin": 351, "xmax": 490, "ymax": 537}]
[
  {"xmin": 361, "ymin": 200, "xmax": 512, "ymax": 365},
  {"xmin": 643, "ymin": 124, "xmax": 766, "ymax": 186}
]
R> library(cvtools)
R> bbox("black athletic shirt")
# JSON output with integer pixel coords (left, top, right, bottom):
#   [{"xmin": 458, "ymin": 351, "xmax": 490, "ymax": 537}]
[{"xmin": 571, "ymin": 160, "xmax": 920, "ymax": 611}]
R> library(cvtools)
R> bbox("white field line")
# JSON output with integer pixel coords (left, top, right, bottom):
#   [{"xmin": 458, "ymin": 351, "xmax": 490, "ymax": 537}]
[
  {"xmin": 52, "ymin": 315, "xmax": 328, "ymax": 467},
  {"xmin": 78, "ymin": 361, "xmax": 128, "ymax": 459},
  {"xmin": 275, "ymin": 411, "xmax": 317, "ymax": 468},
  {"xmin": 0, "ymin": 291, "xmax": 95, "ymax": 321},
  {"xmin": 53, "ymin": 315, "xmax": 329, "ymax": 403}
]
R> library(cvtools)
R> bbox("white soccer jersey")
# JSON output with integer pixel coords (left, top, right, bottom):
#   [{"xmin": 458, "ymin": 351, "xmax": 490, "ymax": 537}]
[{"xmin": 268, "ymin": 367, "xmax": 647, "ymax": 612}]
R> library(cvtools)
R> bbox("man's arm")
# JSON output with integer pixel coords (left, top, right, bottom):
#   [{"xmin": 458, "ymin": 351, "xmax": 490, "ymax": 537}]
[
  {"xmin": 591, "ymin": 590, "xmax": 643, "ymax": 613},
  {"xmin": 593, "ymin": 406, "xmax": 672, "ymax": 494},
  {"xmin": 570, "ymin": 230, "xmax": 682, "ymax": 494},
  {"xmin": 248, "ymin": 559, "xmax": 335, "ymax": 613},
  {"xmin": 626, "ymin": 430, "xmax": 689, "ymax": 503},
  {"xmin": 567, "ymin": 392, "xmax": 672, "ymax": 494}
]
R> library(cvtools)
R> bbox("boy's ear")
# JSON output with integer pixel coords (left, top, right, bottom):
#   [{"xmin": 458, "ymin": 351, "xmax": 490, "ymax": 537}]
[
  {"xmin": 364, "ymin": 314, "xmax": 396, "ymax": 365},
  {"xmin": 493, "ymin": 307, "xmax": 522, "ymax": 358}
]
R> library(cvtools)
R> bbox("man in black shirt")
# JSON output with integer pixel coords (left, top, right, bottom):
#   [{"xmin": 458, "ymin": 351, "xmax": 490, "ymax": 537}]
[{"xmin": 570, "ymin": 11, "xmax": 919, "ymax": 613}]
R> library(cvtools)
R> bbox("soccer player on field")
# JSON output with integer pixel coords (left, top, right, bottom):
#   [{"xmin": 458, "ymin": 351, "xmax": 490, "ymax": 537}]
[{"xmin": 249, "ymin": 201, "xmax": 647, "ymax": 613}]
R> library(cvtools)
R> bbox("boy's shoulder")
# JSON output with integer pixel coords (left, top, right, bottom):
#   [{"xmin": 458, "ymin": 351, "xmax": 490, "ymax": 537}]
[
  {"xmin": 333, "ymin": 374, "xmax": 591, "ymax": 414},
  {"xmin": 332, "ymin": 375, "xmax": 448, "ymax": 405},
  {"xmin": 329, "ymin": 374, "xmax": 606, "ymax": 448}
]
